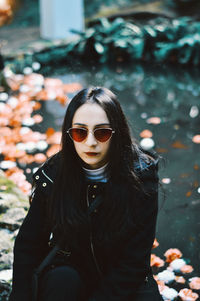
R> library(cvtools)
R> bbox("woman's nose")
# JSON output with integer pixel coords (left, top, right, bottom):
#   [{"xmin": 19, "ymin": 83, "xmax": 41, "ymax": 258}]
[{"xmin": 85, "ymin": 131, "xmax": 97, "ymax": 146}]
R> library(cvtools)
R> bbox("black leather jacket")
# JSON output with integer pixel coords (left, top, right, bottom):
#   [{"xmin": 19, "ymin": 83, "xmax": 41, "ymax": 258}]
[{"xmin": 9, "ymin": 151, "xmax": 159, "ymax": 301}]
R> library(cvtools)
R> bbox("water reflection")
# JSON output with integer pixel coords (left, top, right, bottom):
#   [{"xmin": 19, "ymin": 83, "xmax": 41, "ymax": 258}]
[{"xmin": 42, "ymin": 63, "xmax": 200, "ymax": 271}]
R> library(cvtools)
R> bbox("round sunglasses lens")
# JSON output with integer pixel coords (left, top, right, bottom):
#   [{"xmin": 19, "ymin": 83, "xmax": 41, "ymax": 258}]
[
  {"xmin": 69, "ymin": 128, "xmax": 87, "ymax": 142},
  {"xmin": 94, "ymin": 129, "xmax": 112, "ymax": 142}
]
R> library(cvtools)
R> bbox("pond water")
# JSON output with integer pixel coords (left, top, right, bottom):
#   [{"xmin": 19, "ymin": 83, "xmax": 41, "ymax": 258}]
[{"xmin": 38, "ymin": 62, "xmax": 200, "ymax": 273}]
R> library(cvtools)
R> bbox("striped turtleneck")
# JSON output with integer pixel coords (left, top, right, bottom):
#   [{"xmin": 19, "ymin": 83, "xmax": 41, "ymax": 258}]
[{"xmin": 82, "ymin": 163, "xmax": 108, "ymax": 183}]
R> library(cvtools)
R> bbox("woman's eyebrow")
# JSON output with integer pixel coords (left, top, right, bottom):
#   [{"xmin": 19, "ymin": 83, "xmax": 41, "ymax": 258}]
[
  {"xmin": 73, "ymin": 123, "xmax": 87, "ymax": 126},
  {"xmin": 73, "ymin": 123, "xmax": 110, "ymax": 126}
]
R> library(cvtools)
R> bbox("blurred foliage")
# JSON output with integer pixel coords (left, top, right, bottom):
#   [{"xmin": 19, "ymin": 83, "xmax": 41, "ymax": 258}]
[
  {"xmin": 4, "ymin": 13, "xmax": 200, "ymax": 71},
  {"xmin": 173, "ymin": 0, "xmax": 199, "ymax": 6},
  {"xmin": 6, "ymin": 15, "xmax": 200, "ymax": 72},
  {"xmin": 84, "ymin": 0, "xmax": 200, "ymax": 19},
  {"xmin": 5, "ymin": 17, "xmax": 200, "ymax": 72},
  {"xmin": 0, "ymin": 177, "xmax": 15, "ymax": 195},
  {"xmin": 84, "ymin": 0, "xmax": 159, "ymax": 18},
  {"xmin": 66, "ymin": 16, "xmax": 200, "ymax": 66}
]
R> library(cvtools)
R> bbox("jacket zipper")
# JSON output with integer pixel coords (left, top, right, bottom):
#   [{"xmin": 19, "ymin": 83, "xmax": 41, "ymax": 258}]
[
  {"xmin": 40, "ymin": 174, "xmax": 102, "ymax": 277},
  {"xmin": 87, "ymin": 184, "xmax": 103, "ymax": 278},
  {"xmin": 42, "ymin": 169, "xmax": 54, "ymax": 183}
]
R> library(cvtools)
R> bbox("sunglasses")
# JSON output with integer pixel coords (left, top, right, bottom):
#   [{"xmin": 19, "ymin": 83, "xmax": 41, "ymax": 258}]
[{"xmin": 67, "ymin": 127, "xmax": 115, "ymax": 142}]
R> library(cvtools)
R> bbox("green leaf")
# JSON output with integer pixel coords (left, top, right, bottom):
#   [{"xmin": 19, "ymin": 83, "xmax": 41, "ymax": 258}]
[
  {"xmin": 178, "ymin": 45, "xmax": 192, "ymax": 64},
  {"xmin": 114, "ymin": 39, "xmax": 127, "ymax": 48},
  {"xmin": 154, "ymin": 43, "xmax": 175, "ymax": 61},
  {"xmin": 128, "ymin": 38, "xmax": 144, "ymax": 59},
  {"xmin": 178, "ymin": 35, "xmax": 196, "ymax": 47},
  {"xmin": 125, "ymin": 23, "xmax": 142, "ymax": 36},
  {"xmin": 94, "ymin": 42, "xmax": 105, "ymax": 54},
  {"xmin": 143, "ymin": 26, "xmax": 157, "ymax": 38},
  {"xmin": 192, "ymin": 43, "xmax": 200, "ymax": 66},
  {"xmin": 85, "ymin": 28, "xmax": 95, "ymax": 39},
  {"xmin": 100, "ymin": 18, "xmax": 111, "ymax": 29}
]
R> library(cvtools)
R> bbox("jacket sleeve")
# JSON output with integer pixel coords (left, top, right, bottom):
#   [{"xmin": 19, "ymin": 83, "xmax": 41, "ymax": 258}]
[
  {"xmin": 9, "ymin": 186, "xmax": 51, "ymax": 301},
  {"xmin": 88, "ymin": 161, "xmax": 159, "ymax": 301}
]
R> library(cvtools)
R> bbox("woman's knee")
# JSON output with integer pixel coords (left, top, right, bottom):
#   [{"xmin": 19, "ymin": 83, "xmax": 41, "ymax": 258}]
[
  {"xmin": 44, "ymin": 265, "xmax": 82, "ymax": 286},
  {"xmin": 39, "ymin": 265, "xmax": 84, "ymax": 301}
]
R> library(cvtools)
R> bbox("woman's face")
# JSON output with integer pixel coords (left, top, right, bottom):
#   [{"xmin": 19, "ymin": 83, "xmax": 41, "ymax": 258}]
[{"xmin": 71, "ymin": 103, "xmax": 112, "ymax": 169}]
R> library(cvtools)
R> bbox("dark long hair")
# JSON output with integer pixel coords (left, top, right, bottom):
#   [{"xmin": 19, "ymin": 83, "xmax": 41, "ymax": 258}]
[{"xmin": 48, "ymin": 87, "xmax": 155, "ymax": 247}]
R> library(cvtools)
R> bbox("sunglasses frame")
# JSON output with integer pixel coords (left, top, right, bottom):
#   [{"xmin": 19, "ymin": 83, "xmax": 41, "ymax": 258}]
[{"xmin": 66, "ymin": 127, "xmax": 115, "ymax": 142}]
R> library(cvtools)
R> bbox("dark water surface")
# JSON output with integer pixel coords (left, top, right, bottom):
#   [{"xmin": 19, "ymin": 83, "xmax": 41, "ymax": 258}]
[{"xmin": 40, "ymin": 63, "xmax": 200, "ymax": 272}]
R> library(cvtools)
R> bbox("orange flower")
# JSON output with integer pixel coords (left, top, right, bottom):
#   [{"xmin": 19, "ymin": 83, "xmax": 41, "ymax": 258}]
[
  {"xmin": 5, "ymin": 167, "xmax": 32, "ymax": 195},
  {"xmin": 6, "ymin": 73, "xmax": 23, "ymax": 91},
  {"xmin": 178, "ymin": 288, "xmax": 199, "ymax": 301},
  {"xmin": 151, "ymin": 254, "xmax": 165, "ymax": 267},
  {"xmin": 0, "ymin": 116, "xmax": 9, "ymax": 126},
  {"xmin": 152, "ymin": 238, "xmax": 159, "ymax": 249},
  {"xmin": 5, "ymin": 167, "xmax": 19, "ymax": 177},
  {"xmin": 46, "ymin": 132, "xmax": 62, "ymax": 145},
  {"xmin": 162, "ymin": 178, "xmax": 171, "ymax": 184},
  {"xmin": 164, "ymin": 248, "xmax": 182, "ymax": 263},
  {"xmin": 56, "ymin": 93, "xmax": 68, "ymax": 106},
  {"xmin": 34, "ymin": 153, "xmax": 47, "ymax": 164},
  {"xmin": 180, "ymin": 265, "xmax": 194, "ymax": 274},
  {"xmin": 46, "ymin": 145, "xmax": 61, "ymax": 157},
  {"xmin": 46, "ymin": 127, "xmax": 55, "ymax": 137},
  {"xmin": 63, "ymin": 83, "xmax": 82, "ymax": 93},
  {"xmin": 192, "ymin": 135, "xmax": 200, "ymax": 144},
  {"xmin": 0, "ymin": 70, "xmax": 83, "ymax": 197},
  {"xmin": 146, "ymin": 117, "xmax": 161, "ymax": 124},
  {"xmin": 20, "ymin": 130, "xmax": 46, "ymax": 143},
  {"xmin": 0, "ymin": 0, "xmax": 12, "ymax": 26},
  {"xmin": 33, "ymin": 114, "xmax": 43, "ymax": 123},
  {"xmin": 44, "ymin": 78, "xmax": 63, "ymax": 88},
  {"xmin": 140, "ymin": 129, "xmax": 153, "ymax": 138},
  {"xmin": 18, "ymin": 154, "xmax": 35, "ymax": 165},
  {"xmin": 175, "ymin": 276, "xmax": 186, "ymax": 284},
  {"xmin": 189, "ymin": 277, "xmax": 200, "ymax": 290},
  {"xmin": 9, "ymin": 115, "xmax": 22, "ymax": 127},
  {"xmin": 32, "ymin": 101, "xmax": 41, "ymax": 110},
  {"xmin": 186, "ymin": 191, "xmax": 192, "ymax": 197},
  {"xmin": 35, "ymin": 89, "xmax": 49, "ymax": 101},
  {"xmin": 5, "ymin": 148, "xmax": 26, "ymax": 160},
  {"xmin": 23, "ymin": 73, "xmax": 44, "ymax": 87},
  {"xmin": 153, "ymin": 275, "xmax": 158, "ymax": 281},
  {"xmin": 171, "ymin": 141, "xmax": 188, "ymax": 149},
  {"xmin": 156, "ymin": 280, "xmax": 168, "ymax": 293}
]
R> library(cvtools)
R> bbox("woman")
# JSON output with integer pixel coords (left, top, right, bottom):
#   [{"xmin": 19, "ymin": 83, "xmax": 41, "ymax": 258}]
[{"xmin": 9, "ymin": 87, "xmax": 163, "ymax": 301}]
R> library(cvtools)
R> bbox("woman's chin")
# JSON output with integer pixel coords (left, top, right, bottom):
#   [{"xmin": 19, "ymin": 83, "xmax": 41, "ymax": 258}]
[{"xmin": 82, "ymin": 158, "xmax": 105, "ymax": 169}]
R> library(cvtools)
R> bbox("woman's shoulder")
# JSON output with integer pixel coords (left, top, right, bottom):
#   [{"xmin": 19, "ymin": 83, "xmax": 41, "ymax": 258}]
[
  {"xmin": 32, "ymin": 151, "xmax": 61, "ymax": 195},
  {"xmin": 133, "ymin": 150, "xmax": 159, "ymax": 205},
  {"xmin": 133, "ymin": 149, "xmax": 159, "ymax": 181}
]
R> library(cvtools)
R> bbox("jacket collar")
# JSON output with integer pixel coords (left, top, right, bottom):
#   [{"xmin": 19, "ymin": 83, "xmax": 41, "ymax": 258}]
[{"xmin": 33, "ymin": 150, "xmax": 158, "ymax": 190}]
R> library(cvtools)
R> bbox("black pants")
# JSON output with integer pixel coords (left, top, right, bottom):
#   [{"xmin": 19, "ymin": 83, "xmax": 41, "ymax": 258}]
[{"xmin": 39, "ymin": 265, "xmax": 163, "ymax": 301}]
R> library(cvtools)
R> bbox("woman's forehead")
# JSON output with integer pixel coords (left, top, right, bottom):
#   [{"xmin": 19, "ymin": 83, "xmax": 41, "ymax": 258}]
[{"xmin": 72, "ymin": 103, "xmax": 110, "ymax": 126}]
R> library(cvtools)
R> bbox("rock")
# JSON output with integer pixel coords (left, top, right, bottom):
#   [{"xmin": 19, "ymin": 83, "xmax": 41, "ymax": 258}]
[
  {"xmin": 0, "ymin": 269, "xmax": 12, "ymax": 301},
  {"xmin": 0, "ymin": 192, "xmax": 28, "ymax": 212},
  {"xmin": 0, "ymin": 207, "xmax": 27, "ymax": 231},
  {"xmin": 0, "ymin": 229, "xmax": 14, "ymax": 252},
  {"xmin": 0, "ymin": 229, "xmax": 14, "ymax": 270},
  {"xmin": 0, "ymin": 171, "xmax": 28, "ymax": 299},
  {"xmin": 0, "ymin": 279, "xmax": 11, "ymax": 301},
  {"xmin": 0, "ymin": 270, "xmax": 12, "ymax": 282},
  {"xmin": 0, "ymin": 253, "xmax": 13, "ymax": 271}
]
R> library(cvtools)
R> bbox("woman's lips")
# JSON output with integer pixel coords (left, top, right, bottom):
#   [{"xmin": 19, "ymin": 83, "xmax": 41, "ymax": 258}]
[{"xmin": 85, "ymin": 152, "xmax": 99, "ymax": 156}]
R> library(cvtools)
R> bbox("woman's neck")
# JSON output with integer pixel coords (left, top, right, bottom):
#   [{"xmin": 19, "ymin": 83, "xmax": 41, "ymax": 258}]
[{"xmin": 82, "ymin": 163, "xmax": 108, "ymax": 183}]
